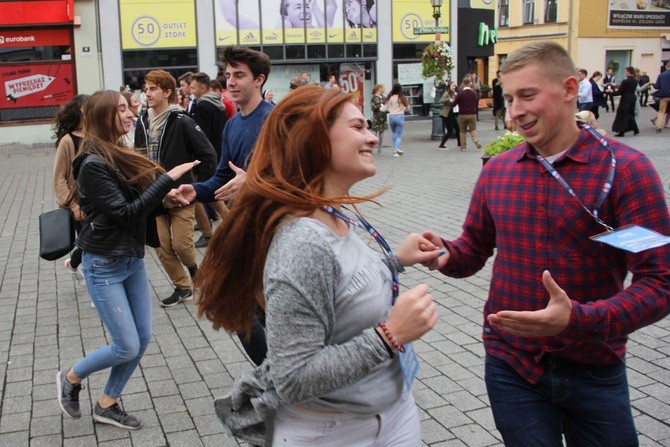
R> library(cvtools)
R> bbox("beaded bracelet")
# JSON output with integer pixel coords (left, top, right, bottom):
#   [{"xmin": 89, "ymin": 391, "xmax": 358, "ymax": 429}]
[{"xmin": 377, "ymin": 321, "xmax": 405, "ymax": 353}]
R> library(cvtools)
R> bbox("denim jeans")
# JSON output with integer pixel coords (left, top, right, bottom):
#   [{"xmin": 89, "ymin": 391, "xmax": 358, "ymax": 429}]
[
  {"xmin": 74, "ymin": 252, "xmax": 152, "ymax": 399},
  {"xmin": 388, "ymin": 114, "xmax": 405, "ymax": 151},
  {"xmin": 485, "ymin": 355, "xmax": 637, "ymax": 447}
]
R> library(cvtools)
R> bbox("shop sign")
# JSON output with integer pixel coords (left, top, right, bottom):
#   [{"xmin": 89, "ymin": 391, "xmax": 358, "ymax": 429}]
[
  {"xmin": 414, "ymin": 26, "xmax": 449, "ymax": 35},
  {"xmin": 0, "ymin": 0, "xmax": 74, "ymax": 26},
  {"xmin": 393, "ymin": 0, "xmax": 450, "ymax": 43},
  {"xmin": 0, "ymin": 29, "xmax": 70, "ymax": 49},
  {"xmin": 119, "ymin": 0, "xmax": 197, "ymax": 49},
  {"xmin": 1, "ymin": 63, "xmax": 74, "ymax": 109},
  {"xmin": 478, "ymin": 22, "xmax": 498, "ymax": 46},
  {"xmin": 608, "ymin": 2, "xmax": 670, "ymax": 28}
]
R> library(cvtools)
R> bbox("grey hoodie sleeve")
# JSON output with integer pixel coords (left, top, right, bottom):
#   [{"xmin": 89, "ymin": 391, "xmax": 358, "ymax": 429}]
[{"xmin": 264, "ymin": 224, "xmax": 392, "ymax": 405}]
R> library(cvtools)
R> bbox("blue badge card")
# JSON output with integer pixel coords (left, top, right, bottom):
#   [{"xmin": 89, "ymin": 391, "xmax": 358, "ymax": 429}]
[
  {"xmin": 399, "ymin": 343, "xmax": 419, "ymax": 390},
  {"xmin": 591, "ymin": 225, "xmax": 670, "ymax": 253}
]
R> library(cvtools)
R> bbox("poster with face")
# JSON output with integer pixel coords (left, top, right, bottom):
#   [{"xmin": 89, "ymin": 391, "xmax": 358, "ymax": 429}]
[{"xmin": 343, "ymin": 0, "xmax": 376, "ymax": 42}]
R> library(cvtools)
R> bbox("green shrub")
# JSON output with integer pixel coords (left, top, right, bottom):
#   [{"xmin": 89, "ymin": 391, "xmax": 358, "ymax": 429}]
[{"xmin": 483, "ymin": 131, "xmax": 525, "ymax": 156}]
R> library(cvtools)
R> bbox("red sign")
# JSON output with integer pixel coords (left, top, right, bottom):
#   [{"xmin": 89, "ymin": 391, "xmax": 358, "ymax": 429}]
[
  {"xmin": 339, "ymin": 64, "xmax": 365, "ymax": 113},
  {"xmin": 1, "ymin": 63, "xmax": 74, "ymax": 109},
  {"xmin": 0, "ymin": 1, "xmax": 75, "ymax": 26},
  {"xmin": 0, "ymin": 29, "xmax": 71, "ymax": 48}
]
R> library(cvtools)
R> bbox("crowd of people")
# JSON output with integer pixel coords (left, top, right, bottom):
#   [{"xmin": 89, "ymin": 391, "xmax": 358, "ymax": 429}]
[{"xmin": 50, "ymin": 43, "xmax": 668, "ymax": 446}]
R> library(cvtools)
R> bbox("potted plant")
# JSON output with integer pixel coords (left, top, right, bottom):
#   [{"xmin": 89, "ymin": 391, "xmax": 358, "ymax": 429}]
[{"xmin": 481, "ymin": 131, "xmax": 525, "ymax": 165}]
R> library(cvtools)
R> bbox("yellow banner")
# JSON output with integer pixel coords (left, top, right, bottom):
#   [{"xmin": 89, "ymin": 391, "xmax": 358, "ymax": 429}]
[
  {"xmin": 120, "ymin": 0, "xmax": 197, "ymax": 50},
  {"xmin": 345, "ymin": 28, "xmax": 362, "ymax": 42},
  {"xmin": 392, "ymin": 0, "xmax": 450, "ymax": 43},
  {"xmin": 362, "ymin": 27, "xmax": 377, "ymax": 43},
  {"xmin": 470, "ymin": 0, "xmax": 496, "ymax": 10}
]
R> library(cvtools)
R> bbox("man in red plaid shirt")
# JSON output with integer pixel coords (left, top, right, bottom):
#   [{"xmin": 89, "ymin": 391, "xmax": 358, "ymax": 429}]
[{"xmin": 412, "ymin": 42, "xmax": 670, "ymax": 446}]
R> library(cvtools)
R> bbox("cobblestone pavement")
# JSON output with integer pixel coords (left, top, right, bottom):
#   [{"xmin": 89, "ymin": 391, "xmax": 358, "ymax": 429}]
[{"xmin": 0, "ymin": 107, "xmax": 668, "ymax": 446}]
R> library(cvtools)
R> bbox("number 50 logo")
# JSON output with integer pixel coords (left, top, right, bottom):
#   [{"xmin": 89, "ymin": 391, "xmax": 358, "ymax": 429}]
[
  {"xmin": 400, "ymin": 13, "xmax": 423, "ymax": 40},
  {"xmin": 132, "ymin": 16, "xmax": 161, "ymax": 47}
]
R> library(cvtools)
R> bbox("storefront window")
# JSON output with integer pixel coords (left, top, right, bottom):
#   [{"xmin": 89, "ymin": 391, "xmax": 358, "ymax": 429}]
[
  {"xmin": 122, "ymin": 49, "xmax": 197, "ymax": 89},
  {"xmin": 0, "ymin": 27, "xmax": 75, "ymax": 123}
]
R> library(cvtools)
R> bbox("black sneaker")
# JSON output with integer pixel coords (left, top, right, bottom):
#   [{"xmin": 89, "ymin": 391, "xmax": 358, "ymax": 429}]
[
  {"xmin": 160, "ymin": 288, "xmax": 192, "ymax": 307},
  {"xmin": 194, "ymin": 236, "xmax": 210, "ymax": 248},
  {"xmin": 57, "ymin": 369, "xmax": 83, "ymax": 418},
  {"xmin": 93, "ymin": 402, "xmax": 142, "ymax": 430}
]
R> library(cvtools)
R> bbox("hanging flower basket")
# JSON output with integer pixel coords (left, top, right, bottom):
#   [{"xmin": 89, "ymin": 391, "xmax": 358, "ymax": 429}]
[{"xmin": 421, "ymin": 41, "xmax": 454, "ymax": 80}]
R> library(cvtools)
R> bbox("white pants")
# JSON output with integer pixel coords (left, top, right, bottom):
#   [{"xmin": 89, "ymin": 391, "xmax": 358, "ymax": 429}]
[{"xmin": 272, "ymin": 391, "xmax": 421, "ymax": 447}]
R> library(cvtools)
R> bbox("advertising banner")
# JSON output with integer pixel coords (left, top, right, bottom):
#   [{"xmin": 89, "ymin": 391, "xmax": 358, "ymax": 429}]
[
  {"xmin": 327, "ymin": 0, "xmax": 345, "ymax": 43},
  {"xmin": 261, "ymin": 0, "xmax": 284, "ymax": 44},
  {"xmin": 344, "ymin": 0, "xmax": 377, "ymax": 42},
  {"xmin": 214, "ymin": 0, "xmax": 262, "ymax": 46},
  {"xmin": 339, "ymin": 63, "xmax": 365, "ymax": 112},
  {"xmin": 393, "ymin": 0, "xmax": 450, "ymax": 43},
  {"xmin": 1, "ymin": 63, "xmax": 74, "ymax": 109},
  {"xmin": 119, "ymin": 0, "xmax": 197, "ymax": 50},
  {"xmin": 608, "ymin": 1, "xmax": 670, "ymax": 28}
]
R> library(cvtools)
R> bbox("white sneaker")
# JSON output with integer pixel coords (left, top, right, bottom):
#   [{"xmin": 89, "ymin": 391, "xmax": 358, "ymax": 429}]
[
  {"xmin": 64, "ymin": 259, "xmax": 86, "ymax": 286},
  {"xmin": 393, "ymin": 153, "xmax": 400, "ymax": 158}
]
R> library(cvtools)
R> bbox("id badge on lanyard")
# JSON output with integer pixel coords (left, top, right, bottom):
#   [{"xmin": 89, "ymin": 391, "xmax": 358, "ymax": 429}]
[{"xmin": 537, "ymin": 124, "xmax": 669, "ymax": 254}]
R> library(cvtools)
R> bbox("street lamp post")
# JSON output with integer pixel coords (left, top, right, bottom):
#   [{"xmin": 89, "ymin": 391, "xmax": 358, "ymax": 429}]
[{"xmin": 430, "ymin": 0, "xmax": 444, "ymax": 141}]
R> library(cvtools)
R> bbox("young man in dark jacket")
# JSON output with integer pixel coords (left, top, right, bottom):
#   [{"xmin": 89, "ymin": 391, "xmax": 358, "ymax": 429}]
[
  {"xmin": 135, "ymin": 69, "xmax": 216, "ymax": 307},
  {"xmin": 188, "ymin": 72, "xmax": 229, "ymax": 248}
]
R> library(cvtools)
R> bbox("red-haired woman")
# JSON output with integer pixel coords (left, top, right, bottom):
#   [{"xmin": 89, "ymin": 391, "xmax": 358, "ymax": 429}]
[{"xmin": 195, "ymin": 86, "xmax": 442, "ymax": 446}]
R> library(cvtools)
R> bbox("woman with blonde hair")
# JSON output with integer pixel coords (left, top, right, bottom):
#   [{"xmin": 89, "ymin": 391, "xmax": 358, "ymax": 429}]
[
  {"xmin": 195, "ymin": 86, "xmax": 441, "ymax": 446},
  {"xmin": 56, "ymin": 90, "xmax": 198, "ymax": 430},
  {"xmin": 369, "ymin": 83, "xmax": 388, "ymax": 154}
]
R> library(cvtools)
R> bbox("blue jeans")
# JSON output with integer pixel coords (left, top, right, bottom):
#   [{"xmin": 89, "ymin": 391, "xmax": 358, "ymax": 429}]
[
  {"xmin": 388, "ymin": 114, "xmax": 405, "ymax": 151},
  {"xmin": 485, "ymin": 355, "xmax": 637, "ymax": 447},
  {"xmin": 74, "ymin": 253, "xmax": 152, "ymax": 398}
]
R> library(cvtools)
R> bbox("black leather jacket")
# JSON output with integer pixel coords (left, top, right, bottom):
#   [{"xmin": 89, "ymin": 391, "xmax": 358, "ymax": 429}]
[{"xmin": 73, "ymin": 154, "xmax": 175, "ymax": 258}]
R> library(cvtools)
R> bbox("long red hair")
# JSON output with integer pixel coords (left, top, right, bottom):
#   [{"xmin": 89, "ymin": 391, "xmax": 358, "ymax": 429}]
[{"xmin": 195, "ymin": 86, "xmax": 382, "ymax": 334}]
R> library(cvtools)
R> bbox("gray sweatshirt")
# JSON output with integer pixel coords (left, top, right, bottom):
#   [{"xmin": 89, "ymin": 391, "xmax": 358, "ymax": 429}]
[{"xmin": 214, "ymin": 217, "xmax": 404, "ymax": 445}]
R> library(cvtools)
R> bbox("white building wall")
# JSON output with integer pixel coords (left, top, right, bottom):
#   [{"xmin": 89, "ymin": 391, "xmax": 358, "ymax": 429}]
[{"xmin": 576, "ymin": 38, "xmax": 665, "ymax": 81}]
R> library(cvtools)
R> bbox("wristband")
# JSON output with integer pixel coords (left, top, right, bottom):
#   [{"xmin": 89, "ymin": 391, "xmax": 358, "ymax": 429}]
[
  {"xmin": 377, "ymin": 321, "xmax": 405, "ymax": 353},
  {"xmin": 374, "ymin": 327, "xmax": 395, "ymax": 358}
]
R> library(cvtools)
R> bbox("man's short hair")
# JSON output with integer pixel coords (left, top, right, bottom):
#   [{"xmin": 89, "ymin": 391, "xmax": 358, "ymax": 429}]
[
  {"xmin": 191, "ymin": 72, "xmax": 211, "ymax": 88},
  {"xmin": 578, "ymin": 68, "xmax": 587, "ymax": 76},
  {"xmin": 221, "ymin": 46, "xmax": 271, "ymax": 88},
  {"xmin": 502, "ymin": 41, "xmax": 576, "ymax": 84},
  {"xmin": 178, "ymin": 71, "xmax": 194, "ymax": 84},
  {"xmin": 145, "ymin": 69, "xmax": 178, "ymax": 103},
  {"xmin": 210, "ymin": 80, "xmax": 223, "ymax": 92},
  {"xmin": 461, "ymin": 77, "xmax": 472, "ymax": 87}
]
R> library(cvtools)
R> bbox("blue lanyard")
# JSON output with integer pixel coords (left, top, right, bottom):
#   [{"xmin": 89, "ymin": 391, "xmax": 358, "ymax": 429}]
[
  {"xmin": 534, "ymin": 124, "xmax": 616, "ymax": 232},
  {"xmin": 321, "ymin": 205, "xmax": 399, "ymax": 302}
]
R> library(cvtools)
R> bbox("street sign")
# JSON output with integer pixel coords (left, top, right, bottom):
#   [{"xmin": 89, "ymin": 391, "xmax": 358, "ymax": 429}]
[{"xmin": 414, "ymin": 26, "xmax": 449, "ymax": 35}]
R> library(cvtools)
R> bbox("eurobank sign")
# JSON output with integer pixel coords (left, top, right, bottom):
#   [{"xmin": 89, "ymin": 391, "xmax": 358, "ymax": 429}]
[{"xmin": 478, "ymin": 22, "xmax": 498, "ymax": 46}]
